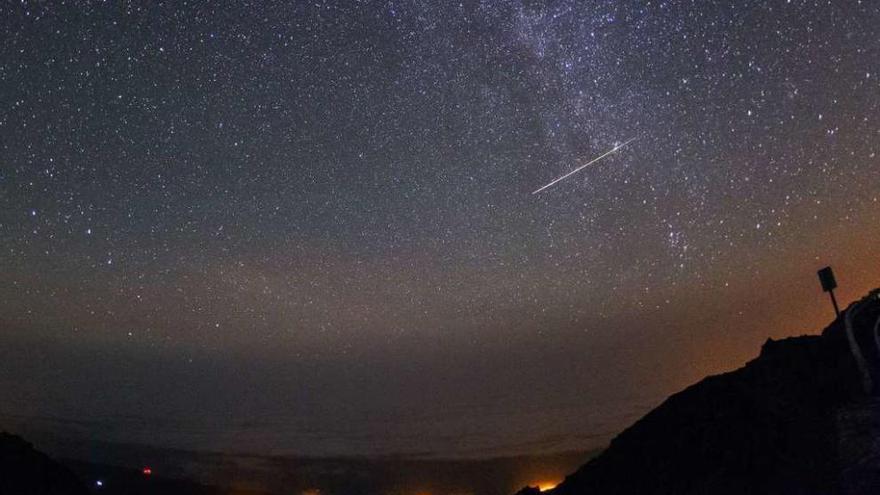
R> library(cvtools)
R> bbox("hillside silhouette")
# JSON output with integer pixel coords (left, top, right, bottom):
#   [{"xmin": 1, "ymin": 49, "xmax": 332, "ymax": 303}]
[
  {"xmin": 519, "ymin": 290, "xmax": 880, "ymax": 495},
  {"xmin": 0, "ymin": 432, "xmax": 87, "ymax": 495}
]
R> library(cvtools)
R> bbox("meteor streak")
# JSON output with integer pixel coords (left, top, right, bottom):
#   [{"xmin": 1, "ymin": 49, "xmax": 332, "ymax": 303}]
[{"xmin": 532, "ymin": 137, "xmax": 637, "ymax": 195}]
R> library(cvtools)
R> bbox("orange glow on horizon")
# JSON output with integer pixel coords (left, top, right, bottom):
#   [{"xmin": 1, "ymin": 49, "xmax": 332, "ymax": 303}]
[{"xmin": 536, "ymin": 480, "xmax": 560, "ymax": 491}]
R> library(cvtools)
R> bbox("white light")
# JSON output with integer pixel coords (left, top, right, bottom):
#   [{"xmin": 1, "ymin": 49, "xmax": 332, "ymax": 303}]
[{"xmin": 96, "ymin": 480, "xmax": 104, "ymax": 487}]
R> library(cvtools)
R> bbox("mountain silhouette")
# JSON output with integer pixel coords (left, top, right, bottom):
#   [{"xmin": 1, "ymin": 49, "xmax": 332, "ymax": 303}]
[
  {"xmin": 0, "ymin": 431, "xmax": 88, "ymax": 495},
  {"xmin": 519, "ymin": 290, "xmax": 880, "ymax": 495}
]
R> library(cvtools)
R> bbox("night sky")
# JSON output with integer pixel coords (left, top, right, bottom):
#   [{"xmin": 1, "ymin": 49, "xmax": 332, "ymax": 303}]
[{"xmin": 2, "ymin": 1, "xmax": 880, "ymax": 458}]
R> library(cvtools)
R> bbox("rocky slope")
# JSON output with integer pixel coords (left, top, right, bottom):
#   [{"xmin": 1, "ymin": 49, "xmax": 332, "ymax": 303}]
[{"xmin": 521, "ymin": 291, "xmax": 880, "ymax": 495}]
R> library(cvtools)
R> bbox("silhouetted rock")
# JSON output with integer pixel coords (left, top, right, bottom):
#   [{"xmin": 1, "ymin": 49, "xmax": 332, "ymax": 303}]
[
  {"xmin": 835, "ymin": 399, "xmax": 880, "ymax": 493},
  {"xmin": 514, "ymin": 486, "xmax": 543, "ymax": 495},
  {"xmin": 0, "ymin": 431, "xmax": 88, "ymax": 495},
  {"xmin": 541, "ymin": 291, "xmax": 880, "ymax": 495}
]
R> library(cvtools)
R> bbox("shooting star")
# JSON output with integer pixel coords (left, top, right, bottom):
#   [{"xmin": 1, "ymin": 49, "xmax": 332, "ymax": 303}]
[{"xmin": 532, "ymin": 137, "xmax": 637, "ymax": 195}]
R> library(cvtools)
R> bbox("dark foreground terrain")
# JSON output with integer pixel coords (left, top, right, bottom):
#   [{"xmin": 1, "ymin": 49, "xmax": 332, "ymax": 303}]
[
  {"xmin": 0, "ymin": 432, "xmax": 87, "ymax": 495},
  {"xmin": 518, "ymin": 290, "xmax": 880, "ymax": 495}
]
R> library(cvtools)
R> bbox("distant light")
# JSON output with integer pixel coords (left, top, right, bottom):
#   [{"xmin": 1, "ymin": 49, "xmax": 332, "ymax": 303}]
[
  {"xmin": 95, "ymin": 480, "xmax": 104, "ymax": 487},
  {"xmin": 537, "ymin": 481, "xmax": 560, "ymax": 492},
  {"xmin": 142, "ymin": 466, "xmax": 152, "ymax": 476}
]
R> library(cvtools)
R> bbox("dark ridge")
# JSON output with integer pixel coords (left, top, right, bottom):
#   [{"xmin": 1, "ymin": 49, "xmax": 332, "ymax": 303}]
[
  {"xmin": 0, "ymin": 431, "xmax": 88, "ymax": 495},
  {"xmin": 517, "ymin": 290, "xmax": 880, "ymax": 495}
]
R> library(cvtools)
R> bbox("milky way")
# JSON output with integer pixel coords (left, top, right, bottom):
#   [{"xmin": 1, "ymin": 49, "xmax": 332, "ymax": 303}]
[{"xmin": 1, "ymin": 1, "xmax": 879, "ymax": 457}]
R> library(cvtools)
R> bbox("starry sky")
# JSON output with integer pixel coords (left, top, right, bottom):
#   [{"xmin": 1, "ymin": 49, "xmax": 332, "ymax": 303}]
[{"xmin": 1, "ymin": 0, "xmax": 879, "ymax": 457}]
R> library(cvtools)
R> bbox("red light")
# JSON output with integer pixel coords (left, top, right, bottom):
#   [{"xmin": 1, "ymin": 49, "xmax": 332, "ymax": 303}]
[{"xmin": 142, "ymin": 467, "xmax": 152, "ymax": 476}]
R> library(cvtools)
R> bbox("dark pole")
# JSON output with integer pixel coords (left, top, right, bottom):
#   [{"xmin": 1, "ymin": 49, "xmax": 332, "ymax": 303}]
[
  {"xmin": 829, "ymin": 290, "xmax": 840, "ymax": 317},
  {"xmin": 817, "ymin": 266, "xmax": 840, "ymax": 318}
]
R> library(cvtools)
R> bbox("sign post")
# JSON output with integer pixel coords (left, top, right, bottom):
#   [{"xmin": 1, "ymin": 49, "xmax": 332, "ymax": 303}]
[{"xmin": 817, "ymin": 266, "xmax": 840, "ymax": 317}]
